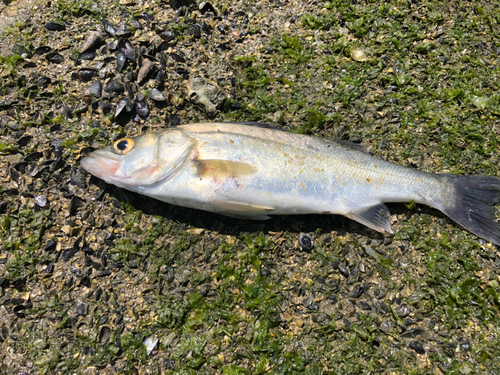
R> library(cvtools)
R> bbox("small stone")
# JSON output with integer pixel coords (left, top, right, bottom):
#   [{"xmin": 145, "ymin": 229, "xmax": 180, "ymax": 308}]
[{"xmin": 351, "ymin": 46, "xmax": 371, "ymax": 62}]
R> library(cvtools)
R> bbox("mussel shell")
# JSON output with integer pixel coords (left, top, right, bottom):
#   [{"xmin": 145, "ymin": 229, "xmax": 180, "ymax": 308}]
[
  {"xmin": 98, "ymin": 326, "xmax": 111, "ymax": 344},
  {"xmin": 157, "ymin": 41, "xmax": 171, "ymax": 52},
  {"xmin": 114, "ymin": 99, "xmax": 127, "ymax": 117},
  {"xmin": 159, "ymin": 51, "xmax": 167, "ymax": 69},
  {"xmin": 101, "ymin": 19, "xmax": 116, "ymax": 36},
  {"xmin": 148, "ymin": 88, "xmax": 166, "ymax": 101},
  {"xmin": 132, "ymin": 19, "xmax": 143, "ymax": 29},
  {"xmin": 98, "ymin": 100, "xmax": 112, "ymax": 114},
  {"xmin": 17, "ymin": 135, "xmax": 32, "ymax": 147},
  {"xmin": 137, "ymin": 13, "xmax": 154, "ymax": 22},
  {"xmin": 114, "ymin": 97, "xmax": 135, "ymax": 117},
  {"xmin": 118, "ymin": 40, "xmax": 135, "ymax": 60},
  {"xmin": 156, "ymin": 29, "xmax": 176, "ymax": 41},
  {"xmin": 77, "ymin": 52, "xmax": 97, "ymax": 61},
  {"xmin": 87, "ymin": 80, "xmax": 102, "ymax": 97},
  {"xmin": 127, "ymin": 72, "xmax": 137, "ymax": 82},
  {"xmin": 216, "ymin": 43, "xmax": 231, "ymax": 51},
  {"xmin": 201, "ymin": 21, "xmax": 212, "ymax": 35},
  {"xmin": 155, "ymin": 69, "xmax": 165, "ymax": 84},
  {"xmin": 107, "ymin": 40, "xmax": 119, "ymax": 51},
  {"xmin": 135, "ymin": 94, "xmax": 148, "ymax": 116},
  {"xmin": 116, "ymin": 52, "xmax": 127, "ymax": 72},
  {"xmin": 175, "ymin": 67, "xmax": 189, "ymax": 76},
  {"xmin": 104, "ymin": 80, "xmax": 125, "ymax": 93},
  {"xmin": 125, "ymin": 97, "xmax": 135, "ymax": 111},
  {"xmin": 170, "ymin": 52, "xmax": 185, "ymax": 63},
  {"xmin": 124, "ymin": 82, "xmax": 137, "ymax": 96},
  {"xmin": 34, "ymin": 46, "xmax": 51, "ymax": 55},
  {"xmin": 45, "ymin": 53, "xmax": 64, "ymax": 64},
  {"xmin": 73, "ymin": 68, "xmax": 99, "ymax": 82},
  {"xmin": 115, "ymin": 24, "xmax": 133, "ymax": 37},
  {"xmin": 187, "ymin": 23, "xmax": 201, "ymax": 38},
  {"xmin": 44, "ymin": 22, "xmax": 66, "ymax": 31},
  {"xmin": 99, "ymin": 65, "xmax": 113, "ymax": 79},
  {"xmin": 24, "ymin": 151, "xmax": 43, "ymax": 162},
  {"xmin": 199, "ymin": 2, "xmax": 217, "ymax": 15},
  {"xmin": 144, "ymin": 43, "xmax": 156, "ymax": 56},
  {"xmin": 38, "ymin": 76, "xmax": 52, "ymax": 88},
  {"xmin": 53, "ymin": 138, "xmax": 63, "ymax": 158}
]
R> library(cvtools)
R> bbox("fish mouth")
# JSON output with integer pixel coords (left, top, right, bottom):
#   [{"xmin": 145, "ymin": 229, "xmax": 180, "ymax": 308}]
[{"xmin": 80, "ymin": 153, "xmax": 123, "ymax": 185}]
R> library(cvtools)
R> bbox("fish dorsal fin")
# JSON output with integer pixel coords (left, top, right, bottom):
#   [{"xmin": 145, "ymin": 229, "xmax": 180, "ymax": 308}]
[
  {"xmin": 194, "ymin": 159, "xmax": 258, "ymax": 179},
  {"xmin": 222, "ymin": 121, "xmax": 285, "ymax": 131},
  {"xmin": 349, "ymin": 203, "xmax": 393, "ymax": 234},
  {"xmin": 320, "ymin": 138, "xmax": 372, "ymax": 155}
]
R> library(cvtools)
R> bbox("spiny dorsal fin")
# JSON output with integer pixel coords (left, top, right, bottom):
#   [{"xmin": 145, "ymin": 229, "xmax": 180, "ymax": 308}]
[{"xmin": 320, "ymin": 138, "xmax": 372, "ymax": 155}]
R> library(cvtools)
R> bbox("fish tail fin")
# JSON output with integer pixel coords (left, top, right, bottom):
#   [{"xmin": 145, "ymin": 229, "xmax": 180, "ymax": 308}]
[{"xmin": 436, "ymin": 175, "xmax": 500, "ymax": 246}]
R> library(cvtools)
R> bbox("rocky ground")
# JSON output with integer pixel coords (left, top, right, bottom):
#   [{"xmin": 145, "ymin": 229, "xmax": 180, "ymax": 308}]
[{"xmin": 1, "ymin": 0, "xmax": 500, "ymax": 373}]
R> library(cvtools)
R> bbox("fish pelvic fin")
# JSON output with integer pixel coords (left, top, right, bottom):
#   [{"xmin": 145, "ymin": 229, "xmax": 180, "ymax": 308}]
[
  {"xmin": 209, "ymin": 199, "xmax": 274, "ymax": 220},
  {"xmin": 349, "ymin": 203, "xmax": 393, "ymax": 234},
  {"xmin": 437, "ymin": 175, "xmax": 500, "ymax": 246}
]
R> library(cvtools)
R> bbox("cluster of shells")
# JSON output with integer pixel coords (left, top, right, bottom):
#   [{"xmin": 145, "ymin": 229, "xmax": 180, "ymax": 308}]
[{"xmin": 19, "ymin": 1, "xmax": 232, "ymax": 131}]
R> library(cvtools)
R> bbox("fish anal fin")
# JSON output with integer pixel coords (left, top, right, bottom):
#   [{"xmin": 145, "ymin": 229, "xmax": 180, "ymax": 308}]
[
  {"xmin": 194, "ymin": 159, "xmax": 257, "ymax": 179},
  {"xmin": 212, "ymin": 199, "xmax": 275, "ymax": 213},
  {"xmin": 223, "ymin": 212, "xmax": 272, "ymax": 220},
  {"xmin": 350, "ymin": 203, "xmax": 393, "ymax": 234}
]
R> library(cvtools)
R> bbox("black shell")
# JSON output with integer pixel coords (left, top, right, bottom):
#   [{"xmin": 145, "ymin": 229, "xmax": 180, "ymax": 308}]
[
  {"xmin": 34, "ymin": 46, "xmax": 51, "ymax": 55},
  {"xmin": 45, "ymin": 53, "xmax": 64, "ymax": 64},
  {"xmin": 44, "ymin": 22, "xmax": 66, "ymax": 31},
  {"xmin": 116, "ymin": 52, "xmax": 127, "ymax": 72},
  {"xmin": 87, "ymin": 80, "xmax": 102, "ymax": 97},
  {"xmin": 101, "ymin": 19, "xmax": 117, "ymax": 36},
  {"xmin": 104, "ymin": 80, "xmax": 125, "ymax": 93}
]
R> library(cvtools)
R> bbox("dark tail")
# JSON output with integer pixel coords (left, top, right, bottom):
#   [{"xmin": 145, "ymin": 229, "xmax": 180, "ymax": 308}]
[{"xmin": 437, "ymin": 175, "xmax": 500, "ymax": 246}]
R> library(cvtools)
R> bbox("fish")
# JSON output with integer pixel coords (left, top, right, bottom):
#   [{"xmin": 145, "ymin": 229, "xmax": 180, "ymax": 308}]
[{"xmin": 81, "ymin": 122, "xmax": 500, "ymax": 245}]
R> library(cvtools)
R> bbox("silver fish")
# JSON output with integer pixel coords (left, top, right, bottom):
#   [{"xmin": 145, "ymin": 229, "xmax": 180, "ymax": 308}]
[{"xmin": 81, "ymin": 122, "xmax": 500, "ymax": 245}]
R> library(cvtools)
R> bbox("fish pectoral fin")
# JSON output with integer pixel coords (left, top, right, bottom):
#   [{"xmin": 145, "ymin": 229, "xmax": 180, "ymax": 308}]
[
  {"xmin": 212, "ymin": 199, "xmax": 275, "ymax": 213},
  {"xmin": 349, "ymin": 203, "xmax": 393, "ymax": 234}
]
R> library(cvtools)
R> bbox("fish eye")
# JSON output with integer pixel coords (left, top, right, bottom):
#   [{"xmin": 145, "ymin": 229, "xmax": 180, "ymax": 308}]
[{"xmin": 113, "ymin": 137, "xmax": 135, "ymax": 155}]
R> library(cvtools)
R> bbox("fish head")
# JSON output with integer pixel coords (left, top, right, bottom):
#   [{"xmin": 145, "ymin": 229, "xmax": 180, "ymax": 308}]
[{"xmin": 81, "ymin": 130, "xmax": 197, "ymax": 190}]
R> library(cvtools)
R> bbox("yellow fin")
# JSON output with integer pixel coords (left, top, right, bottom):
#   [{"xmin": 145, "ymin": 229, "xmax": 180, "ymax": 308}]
[
  {"xmin": 194, "ymin": 159, "xmax": 257, "ymax": 179},
  {"xmin": 212, "ymin": 199, "xmax": 275, "ymax": 213}
]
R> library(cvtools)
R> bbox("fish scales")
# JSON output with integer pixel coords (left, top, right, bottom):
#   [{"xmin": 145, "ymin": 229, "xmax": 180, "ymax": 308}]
[
  {"xmin": 175, "ymin": 124, "xmax": 442, "ymax": 213},
  {"xmin": 81, "ymin": 122, "xmax": 500, "ymax": 245}
]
